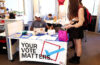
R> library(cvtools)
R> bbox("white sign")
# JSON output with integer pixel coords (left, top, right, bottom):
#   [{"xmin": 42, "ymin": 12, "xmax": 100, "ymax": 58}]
[{"xmin": 19, "ymin": 39, "xmax": 67, "ymax": 65}]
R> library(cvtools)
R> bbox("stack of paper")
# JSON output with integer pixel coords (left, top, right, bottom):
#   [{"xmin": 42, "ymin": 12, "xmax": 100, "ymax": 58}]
[{"xmin": 11, "ymin": 33, "xmax": 22, "ymax": 38}]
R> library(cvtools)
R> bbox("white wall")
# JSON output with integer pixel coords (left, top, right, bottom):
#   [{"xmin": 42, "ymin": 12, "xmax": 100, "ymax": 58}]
[
  {"xmin": 33, "ymin": 0, "xmax": 58, "ymax": 18},
  {"xmin": 39, "ymin": 0, "xmax": 57, "ymax": 17},
  {"xmin": 92, "ymin": 0, "xmax": 99, "ymax": 15}
]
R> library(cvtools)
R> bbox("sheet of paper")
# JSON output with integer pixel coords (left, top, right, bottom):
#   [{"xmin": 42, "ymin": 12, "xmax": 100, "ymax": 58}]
[
  {"xmin": 29, "ymin": 36, "xmax": 40, "ymax": 40},
  {"xmin": 37, "ymin": 35, "xmax": 57, "ymax": 41},
  {"xmin": 11, "ymin": 33, "xmax": 22, "ymax": 38}
]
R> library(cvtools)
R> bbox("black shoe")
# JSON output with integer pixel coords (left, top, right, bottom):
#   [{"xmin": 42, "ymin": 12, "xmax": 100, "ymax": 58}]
[
  {"xmin": 69, "ymin": 56, "xmax": 80, "ymax": 64},
  {"xmin": 70, "ymin": 46, "xmax": 75, "ymax": 49}
]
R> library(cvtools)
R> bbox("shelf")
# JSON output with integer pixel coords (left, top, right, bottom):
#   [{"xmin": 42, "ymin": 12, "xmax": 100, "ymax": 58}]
[
  {"xmin": 0, "ymin": 1, "xmax": 5, "ymax": 2},
  {"xmin": 0, "ymin": 7, "xmax": 6, "ymax": 9}
]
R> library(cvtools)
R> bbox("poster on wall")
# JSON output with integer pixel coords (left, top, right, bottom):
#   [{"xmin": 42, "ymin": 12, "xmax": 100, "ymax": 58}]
[{"xmin": 19, "ymin": 39, "xmax": 67, "ymax": 65}]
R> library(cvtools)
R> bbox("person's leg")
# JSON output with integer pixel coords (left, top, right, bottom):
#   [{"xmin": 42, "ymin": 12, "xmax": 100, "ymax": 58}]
[
  {"xmin": 70, "ymin": 39, "xmax": 75, "ymax": 49},
  {"xmin": 75, "ymin": 39, "xmax": 82, "ymax": 56},
  {"xmin": 69, "ymin": 39, "xmax": 82, "ymax": 64}
]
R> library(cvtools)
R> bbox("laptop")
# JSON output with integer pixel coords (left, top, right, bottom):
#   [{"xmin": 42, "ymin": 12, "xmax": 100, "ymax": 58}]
[{"xmin": 34, "ymin": 28, "xmax": 45, "ymax": 34}]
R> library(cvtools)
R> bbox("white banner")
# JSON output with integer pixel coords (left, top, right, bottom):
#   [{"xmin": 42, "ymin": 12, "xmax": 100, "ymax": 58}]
[{"xmin": 19, "ymin": 39, "xmax": 67, "ymax": 65}]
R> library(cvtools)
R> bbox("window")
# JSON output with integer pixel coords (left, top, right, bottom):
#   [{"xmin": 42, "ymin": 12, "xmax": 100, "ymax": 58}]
[
  {"xmin": 5, "ymin": 0, "xmax": 24, "ymax": 15},
  {"xmin": 82, "ymin": 0, "xmax": 99, "ymax": 15},
  {"xmin": 39, "ymin": 0, "xmax": 58, "ymax": 17}
]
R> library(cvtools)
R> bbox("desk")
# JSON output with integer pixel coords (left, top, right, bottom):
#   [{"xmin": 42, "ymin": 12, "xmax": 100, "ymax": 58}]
[{"xmin": 8, "ymin": 32, "xmax": 67, "ymax": 65}]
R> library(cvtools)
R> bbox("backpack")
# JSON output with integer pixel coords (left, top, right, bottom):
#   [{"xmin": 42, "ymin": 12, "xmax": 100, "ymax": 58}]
[{"xmin": 83, "ymin": 7, "xmax": 92, "ymax": 30}]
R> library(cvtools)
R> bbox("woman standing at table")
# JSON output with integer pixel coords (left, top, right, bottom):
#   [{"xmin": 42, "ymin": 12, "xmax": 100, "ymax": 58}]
[{"xmin": 65, "ymin": 0, "xmax": 84, "ymax": 64}]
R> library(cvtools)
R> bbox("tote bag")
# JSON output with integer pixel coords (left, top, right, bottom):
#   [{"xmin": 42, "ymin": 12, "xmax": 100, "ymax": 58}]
[{"xmin": 58, "ymin": 30, "xmax": 68, "ymax": 42}]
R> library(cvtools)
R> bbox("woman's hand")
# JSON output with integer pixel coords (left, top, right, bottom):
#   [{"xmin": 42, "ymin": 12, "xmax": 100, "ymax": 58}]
[{"xmin": 65, "ymin": 24, "xmax": 74, "ymax": 29}]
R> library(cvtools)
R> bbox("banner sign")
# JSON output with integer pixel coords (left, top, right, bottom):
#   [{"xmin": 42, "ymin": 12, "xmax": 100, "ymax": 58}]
[{"xmin": 19, "ymin": 39, "xmax": 67, "ymax": 65}]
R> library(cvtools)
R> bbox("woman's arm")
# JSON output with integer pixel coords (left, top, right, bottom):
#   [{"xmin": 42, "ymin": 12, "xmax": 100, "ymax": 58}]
[
  {"xmin": 65, "ymin": 8, "xmax": 85, "ymax": 29},
  {"xmin": 73, "ymin": 8, "xmax": 85, "ymax": 28}
]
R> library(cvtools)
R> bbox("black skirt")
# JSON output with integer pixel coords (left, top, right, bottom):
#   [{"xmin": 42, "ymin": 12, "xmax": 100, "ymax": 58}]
[{"xmin": 67, "ymin": 21, "xmax": 84, "ymax": 39}]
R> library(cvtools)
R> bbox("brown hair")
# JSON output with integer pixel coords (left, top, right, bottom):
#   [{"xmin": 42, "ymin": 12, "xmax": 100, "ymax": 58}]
[
  {"xmin": 68, "ymin": 0, "xmax": 79, "ymax": 20},
  {"xmin": 48, "ymin": 14, "xmax": 52, "ymax": 16},
  {"xmin": 79, "ymin": 0, "xmax": 83, "ymax": 5}
]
